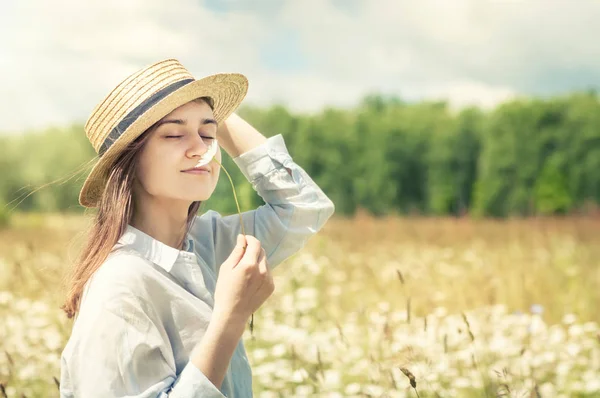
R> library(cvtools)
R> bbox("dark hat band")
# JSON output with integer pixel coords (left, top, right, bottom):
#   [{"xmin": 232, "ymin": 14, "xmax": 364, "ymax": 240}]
[{"xmin": 98, "ymin": 78, "xmax": 194, "ymax": 157}]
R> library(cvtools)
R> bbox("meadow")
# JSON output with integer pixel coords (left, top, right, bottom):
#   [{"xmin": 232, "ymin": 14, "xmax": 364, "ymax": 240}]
[{"xmin": 0, "ymin": 213, "xmax": 599, "ymax": 397}]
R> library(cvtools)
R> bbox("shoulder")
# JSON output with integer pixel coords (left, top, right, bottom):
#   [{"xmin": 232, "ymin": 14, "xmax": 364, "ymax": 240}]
[
  {"xmin": 98, "ymin": 250, "xmax": 155, "ymax": 285},
  {"xmin": 189, "ymin": 210, "xmax": 243, "ymax": 252},
  {"xmin": 80, "ymin": 250, "xmax": 159, "ymax": 309},
  {"xmin": 193, "ymin": 209, "xmax": 222, "ymax": 230},
  {"xmin": 188, "ymin": 210, "xmax": 222, "ymax": 246},
  {"xmin": 70, "ymin": 251, "xmax": 160, "ymax": 344}
]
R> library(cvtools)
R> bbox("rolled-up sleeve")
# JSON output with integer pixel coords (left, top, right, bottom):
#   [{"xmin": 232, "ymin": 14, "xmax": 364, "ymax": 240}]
[
  {"xmin": 170, "ymin": 361, "xmax": 224, "ymax": 397},
  {"xmin": 60, "ymin": 295, "xmax": 224, "ymax": 398},
  {"xmin": 197, "ymin": 133, "xmax": 335, "ymax": 273}
]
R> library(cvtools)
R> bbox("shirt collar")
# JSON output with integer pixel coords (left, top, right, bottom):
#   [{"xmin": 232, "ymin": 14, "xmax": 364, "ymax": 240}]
[{"xmin": 116, "ymin": 224, "xmax": 195, "ymax": 273}]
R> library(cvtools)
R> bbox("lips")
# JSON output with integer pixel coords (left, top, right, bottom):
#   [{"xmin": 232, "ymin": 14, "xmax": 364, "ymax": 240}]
[{"xmin": 182, "ymin": 166, "xmax": 211, "ymax": 172}]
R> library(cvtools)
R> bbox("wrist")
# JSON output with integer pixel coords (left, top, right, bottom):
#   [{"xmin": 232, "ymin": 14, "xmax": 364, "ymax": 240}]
[{"xmin": 209, "ymin": 310, "xmax": 247, "ymax": 338}]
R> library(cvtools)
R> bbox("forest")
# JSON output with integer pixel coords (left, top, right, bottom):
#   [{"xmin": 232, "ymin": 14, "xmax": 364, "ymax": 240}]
[{"xmin": 1, "ymin": 91, "xmax": 599, "ymax": 219}]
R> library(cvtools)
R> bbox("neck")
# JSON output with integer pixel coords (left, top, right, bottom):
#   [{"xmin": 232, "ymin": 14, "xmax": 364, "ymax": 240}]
[{"xmin": 130, "ymin": 195, "xmax": 191, "ymax": 250}]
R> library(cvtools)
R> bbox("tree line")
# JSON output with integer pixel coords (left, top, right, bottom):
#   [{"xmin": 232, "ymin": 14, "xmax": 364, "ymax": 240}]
[{"xmin": 1, "ymin": 91, "xmax": 599, "ymax": 219}]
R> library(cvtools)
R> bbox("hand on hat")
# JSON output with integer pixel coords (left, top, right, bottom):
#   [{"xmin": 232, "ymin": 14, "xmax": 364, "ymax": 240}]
[{"xmin": 216, "ymin": 113, "xmax": 268, "ymax": 158}]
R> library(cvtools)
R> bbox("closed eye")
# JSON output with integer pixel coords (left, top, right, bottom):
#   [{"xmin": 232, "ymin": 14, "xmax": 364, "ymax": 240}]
[{"xmin": 165, "ymin": 135, "xmax": 214, "ymax": 139}]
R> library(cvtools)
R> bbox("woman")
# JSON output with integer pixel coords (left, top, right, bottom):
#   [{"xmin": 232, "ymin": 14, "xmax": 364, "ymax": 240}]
[{"xmin": 59, "ymin": 59, "xmax": 335, "ymax": 397}]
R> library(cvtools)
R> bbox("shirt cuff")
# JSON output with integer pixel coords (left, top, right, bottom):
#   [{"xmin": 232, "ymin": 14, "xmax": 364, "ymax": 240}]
[
  {"xmin": 232, "ymin": 134, "xmax": 293, "ymax": 183},
  {"xmin": 169, "ymin": 361, "xmax": 225, "ymax": 397}
]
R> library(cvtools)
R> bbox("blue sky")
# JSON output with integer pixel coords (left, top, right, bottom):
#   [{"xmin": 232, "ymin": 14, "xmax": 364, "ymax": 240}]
[{"xmin": 2, "ymin": 0, "xmax": 600, "ymax": 134}]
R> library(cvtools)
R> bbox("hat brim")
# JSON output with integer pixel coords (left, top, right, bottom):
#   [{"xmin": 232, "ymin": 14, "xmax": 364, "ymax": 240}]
[{"xmin": 78, "ymin": 73, "xmax": 248, "ymax": 208}]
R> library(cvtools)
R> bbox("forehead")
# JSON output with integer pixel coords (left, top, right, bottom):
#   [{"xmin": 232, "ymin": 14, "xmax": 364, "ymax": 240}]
[{"xmin": 150, "ymin": 100, "xmax": 217, "ymax": 135}]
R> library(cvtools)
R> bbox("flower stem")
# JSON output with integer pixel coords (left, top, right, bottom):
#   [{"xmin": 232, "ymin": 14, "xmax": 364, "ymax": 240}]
[
  {"xmin": 212, "ymin": 157, "xmax": 254, "ymax": 335},
  {"xmin": 212, "ymin": 158, "xmax": 245, "ymax": 236}
]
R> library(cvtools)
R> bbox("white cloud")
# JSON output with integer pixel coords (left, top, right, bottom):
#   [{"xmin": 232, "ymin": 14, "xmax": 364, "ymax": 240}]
[
  {"xmin": 268, "ymin": 0, "xmax": 600, "ymax": 112},
  {"xmin": 2, "ymin": 0, "xmax": 600, "ymax": 133},
  {"xmin": 0, "ymin": 0, "xmax": 267, "ymax": 133},
  {"xmin": 245, "ymin": 72, "xmax": 365, "ymax": 114},
  {"xmin": 421, "ymin": 81, "xmax": 518, "ymax": 110}
]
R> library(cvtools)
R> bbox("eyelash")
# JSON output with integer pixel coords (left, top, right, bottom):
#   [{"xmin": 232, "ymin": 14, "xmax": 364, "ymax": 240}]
[{"xmin": 166, "ymin": 135, "xmax": 214, "ymax": 140}]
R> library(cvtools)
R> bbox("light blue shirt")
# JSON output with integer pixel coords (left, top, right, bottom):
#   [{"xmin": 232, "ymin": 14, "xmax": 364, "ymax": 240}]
[{"xmin": 59, "ymin": 134, "xmax": 335, "ymax": 397}]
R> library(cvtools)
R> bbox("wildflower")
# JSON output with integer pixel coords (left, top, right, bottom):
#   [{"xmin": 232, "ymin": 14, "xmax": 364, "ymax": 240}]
[{"xmin": 195, "ymin": 138, "xmax": 219, "ymax": 167}]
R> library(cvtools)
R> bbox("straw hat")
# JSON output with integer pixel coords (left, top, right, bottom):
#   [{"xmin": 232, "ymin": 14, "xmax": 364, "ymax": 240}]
[{"xmin": 78, "ymin": 58, "xmax": 248, "ymax": 208}]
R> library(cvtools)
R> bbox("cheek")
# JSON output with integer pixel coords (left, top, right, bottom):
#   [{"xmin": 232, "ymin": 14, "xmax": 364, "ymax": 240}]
[
  {"xmin": 135, "ymin": 158, "xmax": 153, "ymax": 190},
  {"xmin": 136, "ymin": 151, "xmax": 169, "ymax": 191},
  {"xmin": 212, "ymin": 167, "xmax": 221, "ymax": 181}
]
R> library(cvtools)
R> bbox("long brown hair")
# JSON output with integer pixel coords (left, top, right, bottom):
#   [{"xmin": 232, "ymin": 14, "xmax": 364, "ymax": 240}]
[{"xmin": 60, "ymin": 97, "xmax": 212, "ymax": 319}]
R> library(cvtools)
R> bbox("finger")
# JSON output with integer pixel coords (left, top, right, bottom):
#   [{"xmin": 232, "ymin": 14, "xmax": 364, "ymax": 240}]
[
  {"xmin": 257, "ymin": 248, "xmax": 268, "ymax": 274},
  {"xmin": 237, "ymin": 233, "xmax": 247, "ymax": 249},
  {"xmin": 229, "ymin": 234, "xmax": 248, "ymax": 269},
  {"xmin": 240, "ymin": 235, "xmax": 261, "ymax": 264}
]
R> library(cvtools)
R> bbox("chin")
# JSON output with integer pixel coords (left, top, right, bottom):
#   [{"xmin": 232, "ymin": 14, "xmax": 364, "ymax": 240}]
[
  {"xmin": 174, "ymin": 186, "xmax": 215, "ymax": 201},
  {"xmin": 189, "ymin": 191, "xmax": 215, "ymax": 202}
]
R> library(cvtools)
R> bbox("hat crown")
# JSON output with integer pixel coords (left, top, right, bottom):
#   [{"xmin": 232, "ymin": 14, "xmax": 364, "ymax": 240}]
[{"xmin": 85, "ymin": 59, "xmax": 194, "ymax": 153}]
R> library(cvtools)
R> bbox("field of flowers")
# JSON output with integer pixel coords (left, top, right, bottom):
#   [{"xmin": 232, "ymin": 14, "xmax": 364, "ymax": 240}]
[{"xmin": 0, "ymin": 213, "xmax": 599, "ymax": 397}]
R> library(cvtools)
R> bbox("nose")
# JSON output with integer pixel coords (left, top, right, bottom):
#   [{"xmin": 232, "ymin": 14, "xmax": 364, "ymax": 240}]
[{"xmin": 186, "ymin": 134, "xmax": 211, "ymax": 159}]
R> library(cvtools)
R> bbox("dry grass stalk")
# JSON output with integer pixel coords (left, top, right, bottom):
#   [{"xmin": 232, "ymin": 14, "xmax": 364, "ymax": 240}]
[
  {"xmin": 529, "ymin": 382, "xmax": 541, "ymax": 398},
  {"xmin": 4, "ymin": 352, "xmax": 13, "ymax": 367},
  {"xmin": 496, "ymin": 383, "xmax": 510, "ymax": 397},
  {"xmin": 400, "ymin": 367, "xmax": 421, "ymax": 398},
  {"xmin": 461, "ymin": 312, "xmax": 475, "ymax": 342},
  {"xmin": 396, "ymin": 269, "xmax": 405, "ymax": 285},
  {"xmin": 383, "ymin": 318, "xmax": 392, "ymax": 342},
  {"xmin": 316, "ymin": 346, "xmax": 325, "ymax": 380},
  {"xmin": 334, "ymin": 320, "xmax": 349, "ymax": 347},
  {"xmin": 388, "ymin": 368, "xmax": 399, "ymax": 389},
  {"xmin": 443, "ymin": 334, "xmax": 448, "ymax": 354},
  {"xmin": 463, "ymin": 312, "xmax": 492, "ymax": 398}
]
